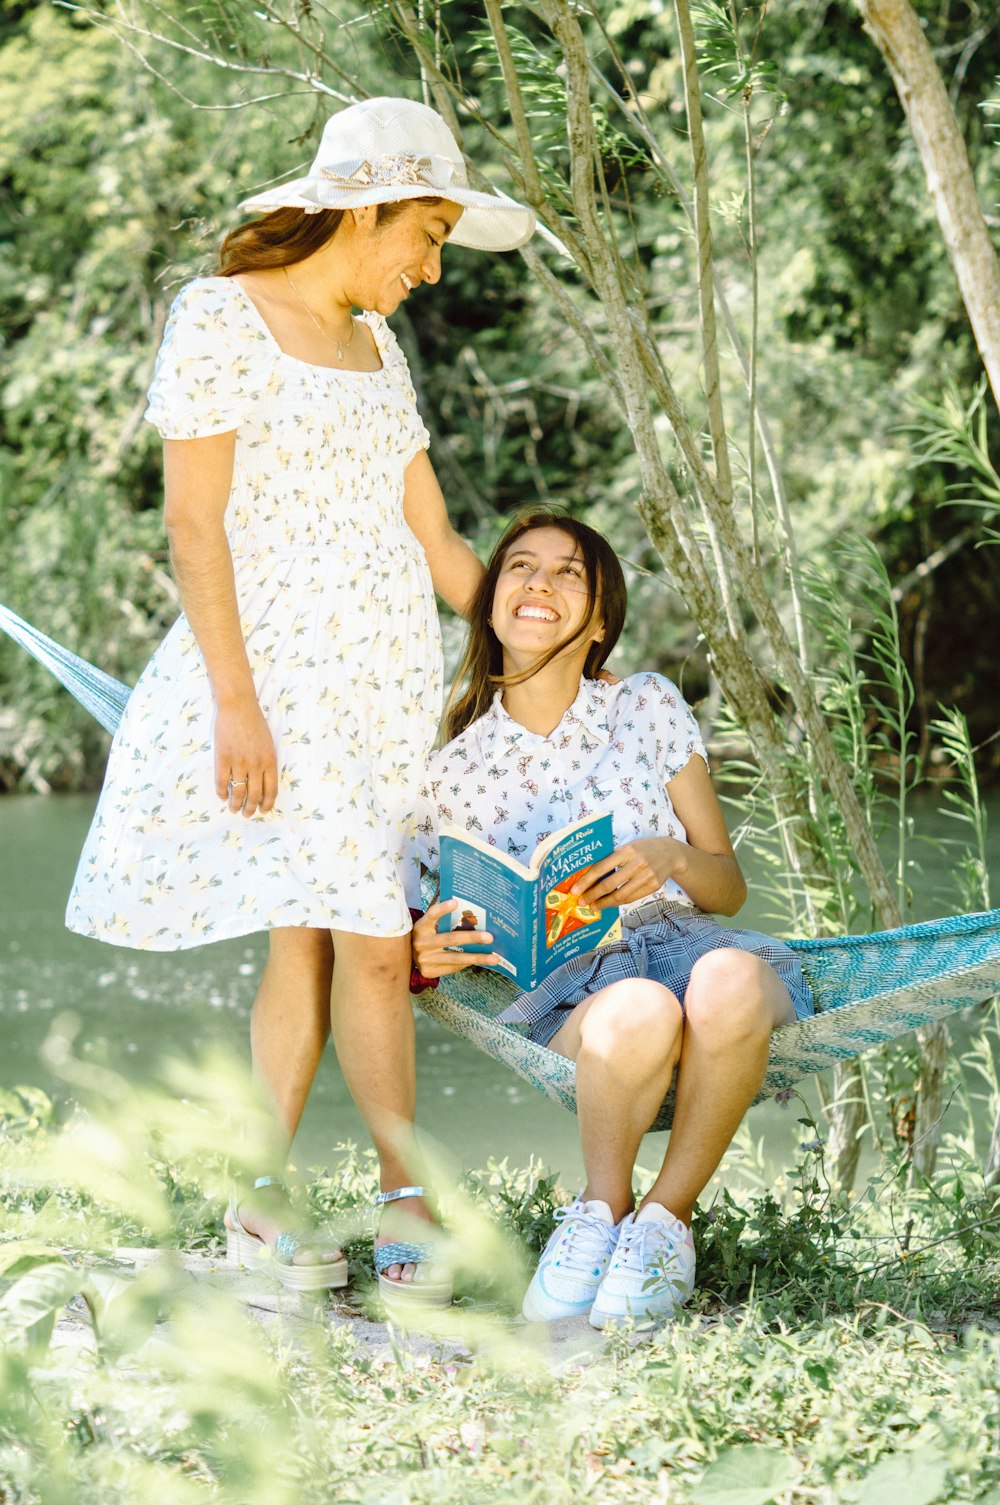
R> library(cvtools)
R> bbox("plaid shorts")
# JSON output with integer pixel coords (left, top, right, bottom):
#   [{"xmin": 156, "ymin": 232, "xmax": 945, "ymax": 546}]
[{"xmin": 499, "ymin": 897, "xmax": 815, "ymax": 1049}]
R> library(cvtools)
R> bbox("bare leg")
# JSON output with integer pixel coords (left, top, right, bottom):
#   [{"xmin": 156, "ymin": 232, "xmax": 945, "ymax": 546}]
[
  {"xmin": 232, "ymin": 926, "xmax": 338, "ymax": 1262},
  {"xmin": 548, "ymin": 980, "xmax": 684, "ymax": 1223},
  {"xmin": 251, "ymin": 926, "xmax": 333, "ymax": 1144},
  {"xmin": 645, "ymin": 951, "xmax": 796, "ymax": 1225},
  {"xmin": 328, "ymin": 928, "xmax": 431, "ymax": 1283}
]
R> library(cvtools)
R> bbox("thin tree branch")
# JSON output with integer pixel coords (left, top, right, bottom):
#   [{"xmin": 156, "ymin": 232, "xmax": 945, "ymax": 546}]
[
  {"xmin": 890, "ymin": 523, "xmax": 978, "ymax": 600},
  {"xmin": 389, "ymin": 1, "xmax": 592, "ymax": 275},
  {"xmin": 517, "ymin": 246, "xmax": 626, "ymax": 412},
  {"xmin": 585, "ymin": 43, "xmax": 810, "ymax": 673},
  {"xmin": 729, "ymin": 0, "xmax": 761, "ymax": 561},
  {"xmin": 483, "ymin": 0, "xmax": 547, "ymax": 211},
  {"xmin": 58, "ymin": 1, "xmax": 348, "ymax": 99},
  {"xmin": 673, "ymin": 0, "xmax": 735, "ymax": 504}
]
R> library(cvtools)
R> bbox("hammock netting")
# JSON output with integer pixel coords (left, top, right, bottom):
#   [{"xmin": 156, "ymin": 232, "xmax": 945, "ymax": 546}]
[
  {"xmin": 419, "ymin": 908, "xmax": 1000, "ymax": 1130},
  {"xmin": 4, "ymin": 604, "xmax": 999, "ymax": 1131}
]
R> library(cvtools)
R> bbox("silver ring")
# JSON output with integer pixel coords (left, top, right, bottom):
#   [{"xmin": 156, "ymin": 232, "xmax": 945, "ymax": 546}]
[{"xmin": 228, "ymin": 779, "xmax": 248, "ymax": 789}]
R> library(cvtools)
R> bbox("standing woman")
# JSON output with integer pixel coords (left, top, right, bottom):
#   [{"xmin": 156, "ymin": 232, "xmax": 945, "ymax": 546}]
[{"xmin": 66, "ymin": 97, "xmax": 533, "ymax": 1297}]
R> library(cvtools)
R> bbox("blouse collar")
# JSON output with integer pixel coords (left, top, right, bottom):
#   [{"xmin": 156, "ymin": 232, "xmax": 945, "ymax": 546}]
[{"xmin": 480, "ymin": 676, "xmax": 614, "ymax": 757}]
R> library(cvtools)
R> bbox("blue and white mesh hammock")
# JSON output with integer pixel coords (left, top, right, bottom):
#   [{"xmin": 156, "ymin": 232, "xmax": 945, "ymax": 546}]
[{"xmin": 4, "ymin": 603, "xmax": 1000, "ymax": 1130}]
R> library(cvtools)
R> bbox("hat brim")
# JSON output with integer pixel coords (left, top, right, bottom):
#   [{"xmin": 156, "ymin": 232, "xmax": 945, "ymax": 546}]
[{"xmin": 237, "ymin": 176, "xmax": 535, "ymax": 252}]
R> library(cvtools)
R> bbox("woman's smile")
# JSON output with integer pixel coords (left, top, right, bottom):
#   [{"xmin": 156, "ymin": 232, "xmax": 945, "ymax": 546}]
[{"xmin": 513, "ymin": 602, "xmax": 560, "ymax": 622}]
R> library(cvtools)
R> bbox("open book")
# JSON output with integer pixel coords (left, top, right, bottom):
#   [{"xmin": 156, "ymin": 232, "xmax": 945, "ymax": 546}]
[{"xmin": 437, "ymin": 813, "xmax": 623, "ymax": 992}]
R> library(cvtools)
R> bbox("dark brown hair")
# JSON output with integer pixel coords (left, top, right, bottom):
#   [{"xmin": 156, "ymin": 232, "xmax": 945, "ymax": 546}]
[
  {"xmin": 444, "ymin": 508, "xmax": 628, "ymax": 742},
  {"xmin": 217, "ymin": 198, "xmax": 442, "ymax": 276}
]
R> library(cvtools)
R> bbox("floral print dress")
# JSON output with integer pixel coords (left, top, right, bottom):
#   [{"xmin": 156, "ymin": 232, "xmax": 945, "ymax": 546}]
[{"xmin": 66, "ymin": 276, "xmax": 442, "ymax": 949}]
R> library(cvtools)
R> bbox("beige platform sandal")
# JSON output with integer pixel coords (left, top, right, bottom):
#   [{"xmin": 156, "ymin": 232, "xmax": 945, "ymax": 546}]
[{"xmin": 226, "ymin": 1176, "xmax": 349, "ymax": 1293}]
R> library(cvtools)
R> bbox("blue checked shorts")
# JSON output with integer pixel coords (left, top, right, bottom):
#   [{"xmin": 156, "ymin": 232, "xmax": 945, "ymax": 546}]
[{"xmin": 498, "ymin": 896, "xmax": 815, "ymax": 1048}]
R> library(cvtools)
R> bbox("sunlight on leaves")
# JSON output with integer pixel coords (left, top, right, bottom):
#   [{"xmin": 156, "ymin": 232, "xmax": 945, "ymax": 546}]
[{"xmin": 691, "ymin": 1443, "xmax": 795, "ymax": 1505}]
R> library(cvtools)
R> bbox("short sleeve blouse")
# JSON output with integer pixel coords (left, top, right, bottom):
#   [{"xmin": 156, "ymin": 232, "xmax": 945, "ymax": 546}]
[{"xmin": 416, "ymin": 673, "xmax": 709, "ymax": 908}]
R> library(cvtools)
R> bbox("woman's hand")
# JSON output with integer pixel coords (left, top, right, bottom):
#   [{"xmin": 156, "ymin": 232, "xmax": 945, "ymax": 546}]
[
  {"xmin": 569, "ymin": 837, "xmax": 683, "ymax": 909},
  {"xmin": 412, "ymin": 899, "xmax": 501, "ymax": 977},
  {"xmin": 214, "ymin": 697, "xmax": 278, "ymax": 817},
  {"xmin": 567, "ymin": 756, "xmax": 748, "ymax": 916}
]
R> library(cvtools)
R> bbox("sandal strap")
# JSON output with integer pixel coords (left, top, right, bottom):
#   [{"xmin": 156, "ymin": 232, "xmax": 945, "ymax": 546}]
[
  {"xmin": 273, "ymin": 1231, "xmax": 307, "ymax": 1264},
  {"xmin": 374, "ymin": 1185, "xmax": 427, "ymax": 1208},
  {"xmin": 374, "ymin": 1240, "xmax": 434, "ymax": 1273},
  {"xmin": 271, "ymin": 1230, "xmax": 341, "ymax": 1266},
  {"xmin": 233, "ymin": 1181, "xmax": 340, "ymax": 1268}
]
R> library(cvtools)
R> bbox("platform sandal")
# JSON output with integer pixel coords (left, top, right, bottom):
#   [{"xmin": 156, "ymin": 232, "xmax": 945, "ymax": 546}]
[
  {"xmin": 226, "ymin": 1176, "xmax": 349, "ymax": 1293},
  {"xmin": 373, "ymin": 1186, "xmax": 453, "ymax": 1307}
]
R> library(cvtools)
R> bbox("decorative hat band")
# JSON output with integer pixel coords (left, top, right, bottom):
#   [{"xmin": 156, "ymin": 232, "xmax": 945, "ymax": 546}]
[{"xmin": 319, "ymin": 152, "xmax": 463, "ymax": 193}]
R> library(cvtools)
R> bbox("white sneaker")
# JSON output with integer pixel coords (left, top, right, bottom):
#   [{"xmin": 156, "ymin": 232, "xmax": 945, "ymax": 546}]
[
  {"xmin": 522, "ymin": 1199, "xmax": 620, "ymax": 1322},
  {"xmin": 589, "ymin": 1202, "xmax": 696, "ymax": 1330}
]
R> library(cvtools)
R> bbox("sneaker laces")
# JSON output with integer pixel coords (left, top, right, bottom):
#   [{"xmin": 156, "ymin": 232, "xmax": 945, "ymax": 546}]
[
  {"xmin": 614, "ymin": 1216, "xmax": 686, "ymax": 1276},
  {"xmin": 551, "ymin": 1205, "xmax": 619, "ymax": 1275}
]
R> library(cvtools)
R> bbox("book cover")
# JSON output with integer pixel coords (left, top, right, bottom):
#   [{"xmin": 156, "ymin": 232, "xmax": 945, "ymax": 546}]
[{"xmin": 438, "ymin": 813, "xmax": 623, "ymax": 992}]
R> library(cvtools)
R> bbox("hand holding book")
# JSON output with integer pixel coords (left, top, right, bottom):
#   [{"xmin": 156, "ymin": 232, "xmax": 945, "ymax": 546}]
[
  {"xmin": 412, "ymin": 899, "xmax": 502, "ymax": 980},
  {"xmin": 569, "ymin": 836, "xmax": 688, "ymax": 909}
]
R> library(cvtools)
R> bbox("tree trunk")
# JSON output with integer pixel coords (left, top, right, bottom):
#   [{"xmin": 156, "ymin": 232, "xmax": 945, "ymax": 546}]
[
  {"xmin": 910, "ymin": 1019, "xmax": 952, "ymax": 1182},
  {"xmin": 855, "ymin": 0, "xmax": 999, "ymax": 1175},
  {"xmin": 825, "ymin": 1059, "xmax": 868, "ymax": 1190},
  {"xmin": 855, "ymin": 0, "xmax": 1000, "ymax": 415}
]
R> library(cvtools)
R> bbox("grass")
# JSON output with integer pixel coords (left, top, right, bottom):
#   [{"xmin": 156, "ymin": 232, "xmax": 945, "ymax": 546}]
[{"xmin": 1, "ymin": 1033, "xmax": 999, "ymax": 1504}]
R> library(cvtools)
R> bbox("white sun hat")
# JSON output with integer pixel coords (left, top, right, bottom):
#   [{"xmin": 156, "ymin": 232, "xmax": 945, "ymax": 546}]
[{"xmin": 238, "ymin": 95, "xmax": 535, "ymax": 253}]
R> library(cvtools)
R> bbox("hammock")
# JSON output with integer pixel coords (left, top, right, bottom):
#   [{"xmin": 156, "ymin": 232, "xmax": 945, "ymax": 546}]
[
  {"xmin": 0, "ymin": 605, "xmax": 131, "ymax": 735},
  {"xmin": 4, "ymin": 604, "xmax": 1000, "ymax": 1131}
]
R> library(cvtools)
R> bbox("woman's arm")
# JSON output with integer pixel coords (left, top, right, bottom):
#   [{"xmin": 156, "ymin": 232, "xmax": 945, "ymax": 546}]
[
  {"xmin": 163, "ymin": 434, "xmax": 277, "ymax": 818},
  {"xmin": 571, "ymin": 754, "xmax": 747, "ymax": 916},
  {"xmin": 402, "ymin": 449, "xmax": 483, "ymax": 619}
]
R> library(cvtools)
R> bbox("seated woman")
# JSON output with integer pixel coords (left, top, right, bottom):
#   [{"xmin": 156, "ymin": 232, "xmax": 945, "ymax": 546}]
[{"xmin": 412, "ymin": 509, "xmax": 814, "ymax": 1330}]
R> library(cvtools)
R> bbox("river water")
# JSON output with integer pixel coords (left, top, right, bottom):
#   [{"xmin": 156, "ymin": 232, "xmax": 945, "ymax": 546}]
[{"xmin": 1, "ymin": 791, "xmax": 998, "ymax": 1192}]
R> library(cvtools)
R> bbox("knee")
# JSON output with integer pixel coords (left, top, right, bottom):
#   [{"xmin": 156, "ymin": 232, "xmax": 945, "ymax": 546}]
[
  {"xmin": 685, "ymin": 950, "xmax": 775, "ymax": 1043},
  {"xmin": 578, "ymin": 980, "xmax": 682, "ymax": 1078},
  {"xmin": 334, "ymin": 931, "xmax": 411, "ymax": 991}
]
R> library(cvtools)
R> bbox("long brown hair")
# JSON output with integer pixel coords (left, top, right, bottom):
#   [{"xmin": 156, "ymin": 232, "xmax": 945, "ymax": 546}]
[
  {"xmin": 444, "ymin": 509, "xmax": 628, "ymax": 742},
  {"xmin": 217, "ymin": 197, "xmax": 443, "ymax": 276}
]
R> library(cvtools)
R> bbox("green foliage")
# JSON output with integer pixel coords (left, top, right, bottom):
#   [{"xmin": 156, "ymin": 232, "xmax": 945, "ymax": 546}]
[
  {"xmin": 930, "ymin": 706, "xmax": 992, "ymax": 913},
  {"xmin": 690, "ymin": 1444, "xmax": 794, "ymax": 1505},
  {"xmin": 3, "ymin": 0, "xmax": 1000, "ymax": 791},
  {"xmin": 906, "ymin": 377, "xmax": 1000, "ymax": 544},
  {"xmin": 808, "ymin": 534, "xmax": 920, "ymax": 911},
  {"xmin": 692, "ymin": 0, "xmax": 782, "ymax": 104},
  {"xmin": 467, "ymin": 21, "xmax": 577, "ymax": 210},
  {"xmin": 1, "ymin": 1046, "xmax": 1000, "ymax": 1502}
]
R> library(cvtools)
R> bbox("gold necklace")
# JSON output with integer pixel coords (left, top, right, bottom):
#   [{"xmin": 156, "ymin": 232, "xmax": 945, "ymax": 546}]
[{"xmin": 283, "ymin": 265, "xmax": 356, "ymax": 361}]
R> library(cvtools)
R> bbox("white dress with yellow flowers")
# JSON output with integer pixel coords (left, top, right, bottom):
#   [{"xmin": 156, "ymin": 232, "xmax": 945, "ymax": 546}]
[{"xmin": 66, "ymin": 276, "xmax": 442, "ymax": 948}]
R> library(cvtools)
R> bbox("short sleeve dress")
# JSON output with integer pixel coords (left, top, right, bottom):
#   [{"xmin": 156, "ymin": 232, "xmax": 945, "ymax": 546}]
[{"xmin": 66, "ymin": 276, "xmax": 442, "ymax": 949}]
